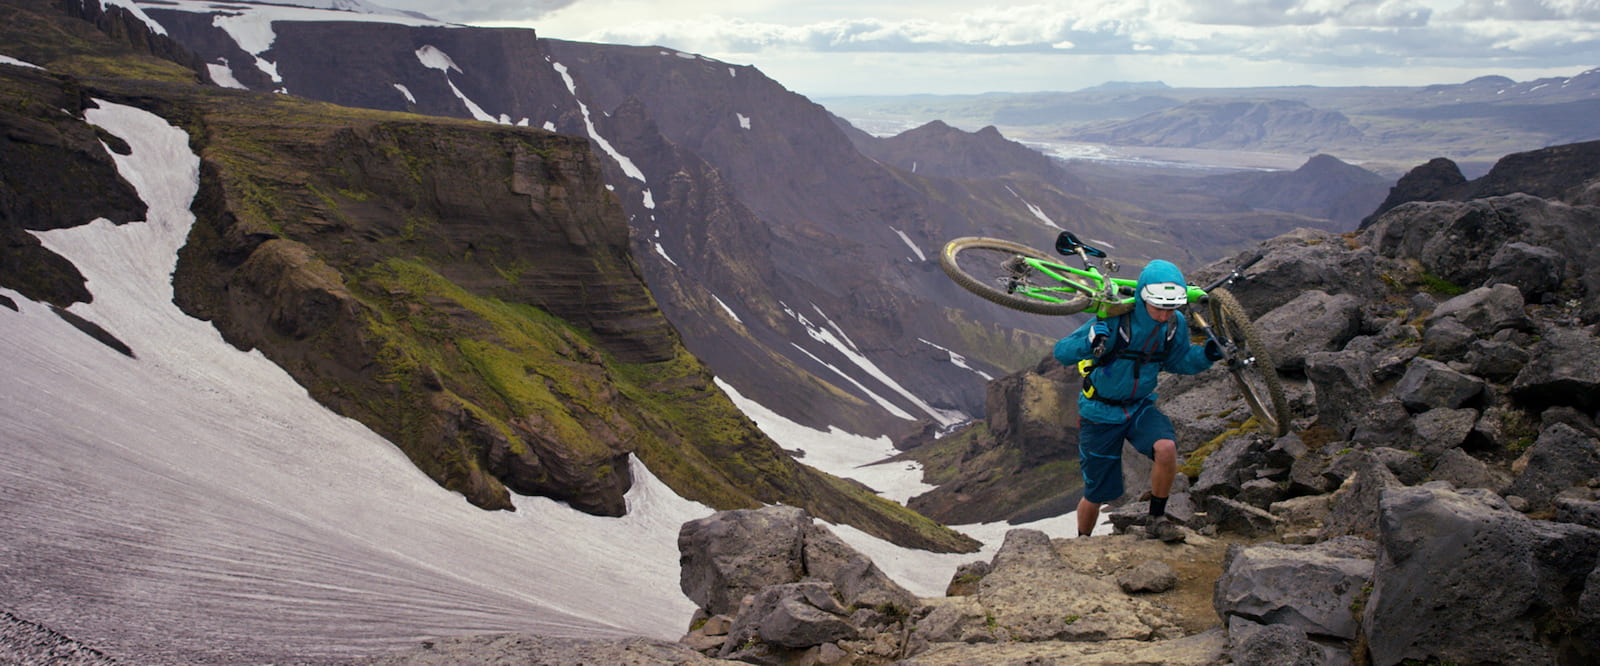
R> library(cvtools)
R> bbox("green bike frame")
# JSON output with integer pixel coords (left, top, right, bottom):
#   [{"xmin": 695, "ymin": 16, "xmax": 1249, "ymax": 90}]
[{"xmin": 1006, "ymin": 257, "xmax": 1210, "ymax": 318}]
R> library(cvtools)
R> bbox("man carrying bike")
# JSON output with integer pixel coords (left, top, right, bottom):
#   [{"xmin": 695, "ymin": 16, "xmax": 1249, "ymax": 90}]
[{"xmin": 1054, "ymin": 259, "xmax": 1223, "ymax": 542}]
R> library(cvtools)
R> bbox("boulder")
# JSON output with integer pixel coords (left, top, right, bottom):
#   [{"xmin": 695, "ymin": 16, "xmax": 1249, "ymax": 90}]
[
  {"xmin": 908, "ymin": 596, "xmax": 998, "ymax": 645},
  {"xmin": 1367, "ymin": 447, "xmax": 1427, "ymax": 486},
  {"xmin": 1392, "ymin": 358, "xmax": 1485, "ymax": 412},
  {"xmin": 1428, "ymin": 448, "xmax": 1510, "ymax": 493},
  {"xmin": 1227, "ymin": 623, "xmax": 1339, "ymax": 666},
  {"xmin": 1192, "ymin": 435, "xmax": 1268, "ymax": 501},
  {"xmin": 1485, "ymin": 241, "xmax": 1567, "ymax": 302},
  {"xmin": 1556, "ymin": 497, "xmax": 1600, "ymax": 530},
  {"xmin": 1214, "ymin": 537, "xmax": 1376, "ymax": 640},
  {"xmin": 984, "ymin": 371, "xmax": 1075, "ymax": 465},
  {"xmin": 1304, "ymin": 350, "xmax": 1374, "ymax": 438},
  {"xmin": 679, "ymin": 506, "xmax": 915, "ymax": 619},
  {"xmin": 1207, "ymin": 496, "xmax": 1284, "ymax": 537},
  {"xmin": 1462, "ymin": 339, "xmax": 1529, "ymax": 384},
  {"xmin": 1424, "ymin": 283, "xmax": 1530, "ymax": 336},
  {"xmin": 1255, "ymin": 291, "xmax": 1363, "ymax": 372},
  {"xmin": 1505, "ymin": 423, "xmax": 1600, "ymax": 510},
  {"xmin": 1410, "ymin": 407, "xmax": 1478, "ymax": 459},
  {"xmin": 720, "ymin": 581, "xmax": 856, "ymax": 654},
  {"xmin": 1349, "ymin": 399, "xmax": 1416, "ymax": 448},
  {"xmin": 1365, "ymin": 484, "xmax": 1600, "ymax": 666},
  {"xmin": 679, "ymin": 506, "xmax": 809, "ymax": 616},
  {"xmin": 1417, "ymin": 316, "xmax": 1475, "ymax": 360},
  {"xmin": 1118, "ymin": 560, "xmax": 1178, "ymax": 594},
  {"xmin": 1510, "ymin": 327, "xmax": 1600, "ymax": 413},
  {"xmin": 1322, "ymin": 451, "xmax": 1403, "ymax": 541},
  {"xmin": 976, "ymin": 530, "xmax": 1162, "ymax": 642}
]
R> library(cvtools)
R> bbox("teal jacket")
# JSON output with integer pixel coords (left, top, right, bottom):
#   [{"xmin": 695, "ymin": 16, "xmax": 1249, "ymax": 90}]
[{"xmin": 1053, "ymin": 260, "xmax": 1214, "ymax": 424}]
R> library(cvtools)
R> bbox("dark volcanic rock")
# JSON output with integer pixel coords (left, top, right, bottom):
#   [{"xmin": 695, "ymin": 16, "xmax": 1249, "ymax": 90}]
[
  {"xmin": 1365, "ymin": 484, "xmax": 1600, "ymax": 666},
  {"xmin": 1360, "ymin": 157, "xmax": 1468, "ymax": 228},
  {"xmin": 1214, "ymin": 537, "xmax": 1376, "ymax": 641}
]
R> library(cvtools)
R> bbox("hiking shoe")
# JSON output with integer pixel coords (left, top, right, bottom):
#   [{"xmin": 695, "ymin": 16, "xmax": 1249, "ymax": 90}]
[{"xmin": 1145, "ymin": 516, "xmax": 1185, "ymax": 543}]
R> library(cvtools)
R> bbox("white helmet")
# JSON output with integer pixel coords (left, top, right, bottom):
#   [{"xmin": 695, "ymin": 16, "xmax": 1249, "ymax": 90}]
[{"xmin": 1141, "ymin": 282, "xmax": 1187, "ymax": 310}]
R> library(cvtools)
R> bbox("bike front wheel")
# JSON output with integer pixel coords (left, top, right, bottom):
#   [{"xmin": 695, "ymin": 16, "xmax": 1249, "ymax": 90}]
[
  {"xmin": 939, "ymin": 237, "xmax": 1094, "ymax": 316},
  {"xmin": 1208, "ymin": 288, "xmax": 1290, "ymax": 437}
]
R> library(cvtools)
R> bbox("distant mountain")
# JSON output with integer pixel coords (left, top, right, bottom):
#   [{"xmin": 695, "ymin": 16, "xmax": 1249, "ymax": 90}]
[
  {"xmin": 1068, "ymin": 98, "xmax": 1365, "ymax": 152},
  {"xmin": 1077, "ymin": 81, "xmax": 1170, "ymax": 93},
  {"xmin": 825, "ymin": 68, "xmax": 1600, "ymax": 172},
  {"xmin": 846, "ymin": 119, "xmax": 1082, "ymax": 191},
  {"xmin": 1195, "ymin": 154, "xmax": 1391, "ymax": 227}
]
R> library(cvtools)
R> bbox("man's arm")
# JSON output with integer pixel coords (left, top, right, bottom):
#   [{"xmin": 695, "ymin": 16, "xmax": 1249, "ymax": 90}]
[
  {"xmin": 1162, "ymin": 315, "xmax": 1217, "ymax": 375},
  {"xmin": 1053, "ymin": 318, "xmax": 1099, "ymax": 366}
]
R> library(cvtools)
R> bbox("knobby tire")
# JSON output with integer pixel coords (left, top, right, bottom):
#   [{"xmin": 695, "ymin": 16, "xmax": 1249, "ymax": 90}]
[
  {"xmin": 940, "ymin": 237, "xmax": 1093, "ymax": 316},
  {"xmin": 1208, "ymin": 288, "xmax": 1290, "ymax": 437}
]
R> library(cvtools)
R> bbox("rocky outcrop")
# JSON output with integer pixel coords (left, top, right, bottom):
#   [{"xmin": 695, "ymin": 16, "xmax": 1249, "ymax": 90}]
[{"xmin": 678, "ymin": 506, "xmax": 1230, "ymax": 665}]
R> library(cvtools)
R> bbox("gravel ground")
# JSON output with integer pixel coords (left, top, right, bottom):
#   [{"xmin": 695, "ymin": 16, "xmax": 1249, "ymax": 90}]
[{"xmin": 1, "ymin": 610, "xmax": 118, "ymax": 665}]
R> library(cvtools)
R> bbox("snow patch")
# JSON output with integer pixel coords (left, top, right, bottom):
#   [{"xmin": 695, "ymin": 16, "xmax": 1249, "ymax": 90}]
[
  {"xmin": 713, "ymin": 295, "xmax": 742, "ymax": 324},
  {"xmin": 782, "ymin": 302, "xmax": 967, "ymax": 426},
  {"xmin": 1, "ymin": 54, "xmax": 45, "ymax": 69},
  {"xmin": 737, "ymin": 113, "xmax": 751, "ymax": 130},
  {"xmin": 392, "ymin": 82, "xmax": 416, "ymax": 104},
  {"xmin": 104, "ymin": 0, "xmax": 168, "ymax": 35},
  {"xmin": 548, "ymin": 59, "xmax": 654, "ymax": 212},
  {"xmin": 652, "ymin": 242, "xmax": 678, "ymax": 266},
  {"xmin": 917, "ymin": 338, "xmax": 993, "ymax": 381},
  {"xmin": 891, "ymin": 227, "xmax": 925, "ymax": 262}
]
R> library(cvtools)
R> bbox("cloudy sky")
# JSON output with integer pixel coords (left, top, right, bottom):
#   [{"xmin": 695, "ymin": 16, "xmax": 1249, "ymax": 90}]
[{"xmin": 373, "ymin": 0, "xmax": 1598, "ymax": 97}]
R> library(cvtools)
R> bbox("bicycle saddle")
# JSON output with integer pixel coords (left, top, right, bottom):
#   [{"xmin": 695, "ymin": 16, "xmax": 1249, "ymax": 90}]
[{"xmin": 1055, "ymin": 231, "xmax": 1107, "ymax": 258}]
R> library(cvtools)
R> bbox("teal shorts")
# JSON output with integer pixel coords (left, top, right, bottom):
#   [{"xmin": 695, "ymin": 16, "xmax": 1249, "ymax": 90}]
[{"xmin": 1078, "ymin": 400, "xmax": 1174, "ymax": 503}]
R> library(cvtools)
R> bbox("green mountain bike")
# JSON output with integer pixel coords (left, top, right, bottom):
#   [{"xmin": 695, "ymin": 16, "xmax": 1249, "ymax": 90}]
[{"xmin": 940, "ymin": 231, "xmax": 1290, "ymax": 437}]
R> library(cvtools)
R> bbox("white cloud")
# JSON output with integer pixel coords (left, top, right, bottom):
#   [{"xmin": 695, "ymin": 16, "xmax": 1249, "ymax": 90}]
[{"xmin": 360, "ymin": 0, "xmax": 1595, "ymax": 95}]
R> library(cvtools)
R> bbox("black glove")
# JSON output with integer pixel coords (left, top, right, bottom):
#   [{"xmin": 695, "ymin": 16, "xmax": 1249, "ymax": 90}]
[
  {"xmin": 1089, "ymin": 320, "xmax": 1110, "ymax": 355},
  {"xmin": 1204, "ymin": 338, "xmax": 1225, "ymax": 361}
]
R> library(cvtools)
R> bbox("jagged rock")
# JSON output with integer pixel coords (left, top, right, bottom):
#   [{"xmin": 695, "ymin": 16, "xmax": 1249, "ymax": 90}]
[
  {"xmin": 1214, "ymin": 537, "xmax": 1376, "ymax": 640},
  {"xmin": 1304, "ymin": 350, "xmax": 1374, "ymax": 438},
  {"xmin": 1288, "ymin": 446, "xmax": 1344, "ymax": 495},
  {"xmin": 1410, "ymin": 407, "xmax": 1478, "ymax": 459},
  {"xmin": 1270, "ymin": 494, "xmax": 1333, "ymax": 534},
  {"xmin": 720, "ymin": 581, "xmax": 857, "ymax": 654},
  {"xmin": 1392, "ymin": 358, "xmax": 1486, "ymax": 412},
  {"xmin": 1349, "ymin": 399, "xmax": 1415, "ymax": 448},
  {"xmin": 909, "ymin": 596, "xmax": 998, "ymax": 645},
  {"xmin": 1322, "ymin": 451, "xmax": 1403, "ymax": 540},
  {"xmin": 1504, "ymin": 423, "xmax": 1600, "ymax": 510},
  {"xmin": 976, "ymin": 530, "xmax": 1164, "ymax": 642},
  {"xmin": 1556, "ymin": 497, "xmax": 1600, "ymax": 530},
  {"xmin": 1510, "ymin": 327, "xmax": 1600, "ymax": 413},
  {"xmin": 1365, "ymin": 484, "xmax": 1600, "ymax": 666},
  {"xmin": 1207, "ymin": 497, "xmax": 1283, "ymax": 537},
  {"xmin": 1190, "ymin": 229, "xmax": 1384, "ymax": 319},
  {"xmin": 984, "ymin": 371, "xmax": 1075, "ymax": 465},
  {"xmin": 1418, "ymin": 316, "xmax": 1475, "ymax": 359},
  {"xmin": 1429, "ymin": 448, "xmax": 1511, "ymax": 492},
  {"xmin": 679, "ymin": 506, "xmax": 809, "ymax": 617},
  {"xmin": 1541, "ymin": 405, "xmax": 1600, "ymax": 440},
  {"xmin": 1236, "ymin": 479, "xmax": 1286, "ymax": 508},
  {"xmin": 1108, "ymin": 493, "xmax": 1198, "ymax": 534},
  {"xmin": 944, "ymin": 561, "xmax": 990, "ymax": 597},
  {"xmin": 1118, "ymin": 560, "xmax": 1178, "ymax": 594},
  {"xmin": 1486, "ymin": 242, "xmax": 1567, "ymax": 302},
  {"xmin": 1367, "ymin": 447, "xmax": 1427, "ymax": 485},
  {"xmin": 1360, "ymin": 157, "xmax": 1468, "ymax": 227},
  {"xmin": 1369, "ymin": 342, "xmax": 1420, "ymax": 383},
  {"xmin": 1192, "ymin": 435, "xmax": 1269, "ymax": 501},
  {"xmin": 1263, "ymin": 433, "xmax": 1308, "ymax": 471},
  {"xmin": 1461, "ymin": 340, "xmax": 1530, "ymax": 384},
  {"xmin": 679, "ymin": 506, "xmax": 919, "ymax": 621},
  {"xmin": 1255, "ymin": 290, "xmax": 1363, "ymax": 372},
  {"xmin": 1425, "ymin": 283, "xmax": 1531, "ymax": 336},
  {"xmin": 1226, "ymin": 622, "xmax": 1336, "ymax": 666}
]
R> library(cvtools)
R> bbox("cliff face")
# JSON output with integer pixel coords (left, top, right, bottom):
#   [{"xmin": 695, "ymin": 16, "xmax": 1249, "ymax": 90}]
[{"xmin": 1, "ymin": 0, "xmax": 975, "ymax": 552}]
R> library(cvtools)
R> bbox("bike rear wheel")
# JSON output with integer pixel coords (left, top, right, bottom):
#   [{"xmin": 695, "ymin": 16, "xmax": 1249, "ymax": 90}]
[
  {"xmin": 939, "ymin": 237, "xmax": 1094, "ymax": 316},
  {"xmin": 1208, "ymin": 288, "xmax": 1290, "ymax": 437}
]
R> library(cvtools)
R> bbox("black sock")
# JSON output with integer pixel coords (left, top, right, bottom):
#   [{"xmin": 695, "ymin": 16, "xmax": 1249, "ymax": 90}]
[{"xmin": 1149, "ymin": 495, "xmax": 1168, "ymax": 518}]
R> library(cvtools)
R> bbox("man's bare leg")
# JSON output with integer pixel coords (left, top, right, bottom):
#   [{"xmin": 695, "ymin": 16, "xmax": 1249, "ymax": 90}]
[
  {"xmin": 1077, "ymin": 496, "xmax": 1100, "ymax": 537},
  {"xmin": 1150, "ymin": 438, "xmax": 1177, "ymax": 502}
]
